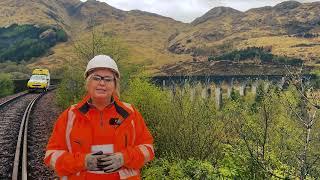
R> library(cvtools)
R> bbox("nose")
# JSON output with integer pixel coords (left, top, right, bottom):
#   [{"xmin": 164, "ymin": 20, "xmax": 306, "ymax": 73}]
[{"xmin": 98, "ymin": 79, "xmax": 107, "ymax": 85}]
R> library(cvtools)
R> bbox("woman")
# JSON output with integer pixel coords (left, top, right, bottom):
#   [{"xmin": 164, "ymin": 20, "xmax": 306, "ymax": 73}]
[{"xmin": 44, "ymin": 55, "xmax": 154, "ymax": 179}]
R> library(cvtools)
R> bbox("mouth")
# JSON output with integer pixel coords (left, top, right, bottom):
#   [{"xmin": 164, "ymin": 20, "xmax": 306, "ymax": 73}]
[{"xmin": 95, "ymin": 89, "xmax": 107, "ymax": 93}]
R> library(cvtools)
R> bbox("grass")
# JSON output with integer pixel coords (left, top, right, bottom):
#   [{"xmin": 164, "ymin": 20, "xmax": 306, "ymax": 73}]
[{"xmin": 238, "ymin": 36, "xmax": 320, "ymax": 64}]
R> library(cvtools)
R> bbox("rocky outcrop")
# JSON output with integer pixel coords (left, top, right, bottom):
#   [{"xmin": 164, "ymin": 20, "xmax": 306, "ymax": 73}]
[
  {"xmin": 168, "ymin": 43, "xmax": 193, "ymax": 54},
  {"xmin": 39, "ymin": 29, "xmax": 56, "ymax": 41}
]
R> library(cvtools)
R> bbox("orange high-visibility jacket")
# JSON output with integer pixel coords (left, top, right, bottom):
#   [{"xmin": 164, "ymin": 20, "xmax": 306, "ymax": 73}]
[{"xmin": 44, "ymin": 95, "xmax": 154, "ymax": 180}]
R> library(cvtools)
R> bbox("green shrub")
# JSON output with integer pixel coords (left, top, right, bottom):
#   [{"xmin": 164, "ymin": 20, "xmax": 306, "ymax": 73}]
[
  {"xmin": 0, "ymin": 73, "xmax": 14, "ymax": 97},
  {"xmin": 0, "ymin": 61, "xmax": 30, "ymax": 79},
  {"xmin": 125, "ymin": 78, "xmax": 320, "ymax": 178},
  {"xmin": 123, "ymin": 79, "xmax": 224, "ymax": 162},
  {"xmin": 55, "ymin": 66, "xmax": 86, "ymax": 109},
  {"xmin": 142, "ymin": 158, "xmax": 219, "ymax": 180},
  {"xmin": 209, "ymin": 46, "xmax": 303, "ymax": 65},
  {"xmin": 56, "ymin": 29, "xmax": 68, "ymax": 42},
  {"xmin": 310, "ymin": 69, "xmax": 320, "ymax": 89},
  {"xmin": 207, "ymin": 56, "xmax": 216, "ymax": 61},
  {"xmin": 142, "ymin": 156, "xmax": 251, "ymax": 179}
]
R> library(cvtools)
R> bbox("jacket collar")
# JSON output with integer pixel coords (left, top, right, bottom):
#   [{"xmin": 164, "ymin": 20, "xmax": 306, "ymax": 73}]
[{"xmin": 74, "ymin": 94, "xmax": 133, "ymax": 120}]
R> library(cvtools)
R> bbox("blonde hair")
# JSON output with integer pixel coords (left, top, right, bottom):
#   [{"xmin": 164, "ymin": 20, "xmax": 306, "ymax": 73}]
[{"xmin": 85, "ymin": 70, "xmax": 120, "ymax": 97}]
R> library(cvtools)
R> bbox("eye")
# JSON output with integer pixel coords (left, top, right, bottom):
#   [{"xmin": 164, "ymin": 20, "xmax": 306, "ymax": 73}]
[
  {"xmin": 104, "ymin": 78, "xmax": 114, "ymax": 82},
  {"xmin": 91, "ymin": 76, "xmax": 102, "ymax": 81}
]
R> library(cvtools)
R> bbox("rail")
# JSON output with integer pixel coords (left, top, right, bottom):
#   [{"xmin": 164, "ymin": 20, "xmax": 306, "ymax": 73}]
[{"xmin": 12, "ymin": 93, "xmax": 44, "ymax": 180}]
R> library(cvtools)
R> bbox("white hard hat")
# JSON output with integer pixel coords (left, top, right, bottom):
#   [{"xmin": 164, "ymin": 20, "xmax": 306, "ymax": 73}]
[{"xmin": 85, "ymin": 55, "xmax": 120, "ymax": 78}]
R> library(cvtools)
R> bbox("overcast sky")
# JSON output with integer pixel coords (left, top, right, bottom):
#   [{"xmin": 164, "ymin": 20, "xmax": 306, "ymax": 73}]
[{"xmin": 80, "ymin": 0, "xmax": 317, "ymax": 22}]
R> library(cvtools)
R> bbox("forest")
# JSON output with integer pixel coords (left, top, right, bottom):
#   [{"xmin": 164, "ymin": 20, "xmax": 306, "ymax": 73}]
[{"xmin": 0, "ymin": 24, "xmax": 67, "ymax": 63}]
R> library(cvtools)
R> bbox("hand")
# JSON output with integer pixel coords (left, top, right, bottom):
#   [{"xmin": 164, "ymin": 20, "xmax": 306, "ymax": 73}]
[
  {"xmin": 85, "ymin": 151, "xmax": 108, "ymax": 171},
  {"xmin": 97, "ymin": 152, "xmax": 124, "ymax": 173}
]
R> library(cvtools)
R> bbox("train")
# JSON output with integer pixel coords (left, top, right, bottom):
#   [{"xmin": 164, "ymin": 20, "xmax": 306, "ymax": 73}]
[{"xmin": 27, "ymin": 68, "xmax": 50, "ymax": 92}]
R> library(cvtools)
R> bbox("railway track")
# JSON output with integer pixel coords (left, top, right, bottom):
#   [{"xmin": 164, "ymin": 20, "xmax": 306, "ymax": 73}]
[
  {"xmin": 0, "ymin": 93, "xmax": 40, "ymax": 179},
  {"xmin": 0, "ymin": 92, "xmax": 29, "ymax": 108},
  {"xmin": 13, "ymin": 93, "xmax": 43, "ymax": 180},
  {"xmin": 0, "ymin": 90, "xmax": 57, "ymax": 179}
]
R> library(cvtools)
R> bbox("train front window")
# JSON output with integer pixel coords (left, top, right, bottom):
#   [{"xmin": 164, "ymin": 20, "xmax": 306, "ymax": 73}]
[{"xmin": 30, "ymin": 75, "xmax": 46, "ymax": 81}]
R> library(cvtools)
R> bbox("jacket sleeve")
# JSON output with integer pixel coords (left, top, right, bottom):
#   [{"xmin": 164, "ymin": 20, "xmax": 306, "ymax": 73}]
[
  {"xmin": 44, "ymin": 108, "xmax": 86, "ymax": 177},
  {"xmin": 121, "ymin": 107, "xmax": 155, "ymax": 169}
]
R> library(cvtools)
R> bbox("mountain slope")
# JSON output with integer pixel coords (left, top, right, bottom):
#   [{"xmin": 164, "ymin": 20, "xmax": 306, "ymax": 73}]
[
  {"xmin": 0, "ymin": 0, "xmax": 80, "ymax": 29},
  {"xmin": 168, "ymin": 1, "xmax": 320, "ymax": 63},
  {"xmin": 1, "ymin": 0, "xmax": 320, "ymax": 73},
  {"xmin": 0, "ymin": 0, "xmax": 190, "ymax": 71}
]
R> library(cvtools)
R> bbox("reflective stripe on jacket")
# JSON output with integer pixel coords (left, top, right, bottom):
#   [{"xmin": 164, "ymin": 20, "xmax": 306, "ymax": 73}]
[{"xmin": 44, "ymin": 95, "xmax": 154, "ymax": 179}]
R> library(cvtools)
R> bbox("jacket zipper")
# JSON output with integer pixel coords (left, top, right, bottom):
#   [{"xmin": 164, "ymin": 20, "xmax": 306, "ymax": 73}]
[
  {"xmin": 125, "ymin": 134, "xmax": 128, "ymax": 147},
  {"xmin": 100, "ymin": 111, "xmax": 103, "ymax": 127}
]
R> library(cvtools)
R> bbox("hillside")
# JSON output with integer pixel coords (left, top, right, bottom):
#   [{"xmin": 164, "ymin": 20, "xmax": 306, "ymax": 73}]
[
  {"xmin": 156, "ymin": 60, "xmax": 309, "ymax": 77},
  {"xmin": 0, "ymin": 0, "xmax": 320, "ymax": 75},
  {"xmin": 0, "ymin": 0, "xmax": 80, "ymax": 30},
  {"xmin": 168, "ymin": 1, "xmax": 320, "ymax": 64},
  {"xmin": 0, "ymin": 0, "xmax": 190, "ymax": 72}
]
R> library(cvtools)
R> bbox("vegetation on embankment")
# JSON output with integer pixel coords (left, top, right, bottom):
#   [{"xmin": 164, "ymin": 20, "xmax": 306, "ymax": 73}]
[
  {"xmin": 0, "ymin": 61, "xmax": 31, "ymax": 79},
  {"xmin": 0, "ymin": 73, "xmax": 14, "ymax": 97},
  {"xmin": 126, "ymin": 77, "xmax": 320, "ymax": 179},
  {"xmin": 208, "ymin": 46, "xmax": 303, "ymax": 66}
]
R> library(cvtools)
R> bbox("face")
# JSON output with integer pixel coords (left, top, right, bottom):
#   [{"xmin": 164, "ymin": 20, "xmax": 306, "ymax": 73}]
[{"xmin": 87, "ymin": 68, "xmax": 116, "ymax": 101}]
